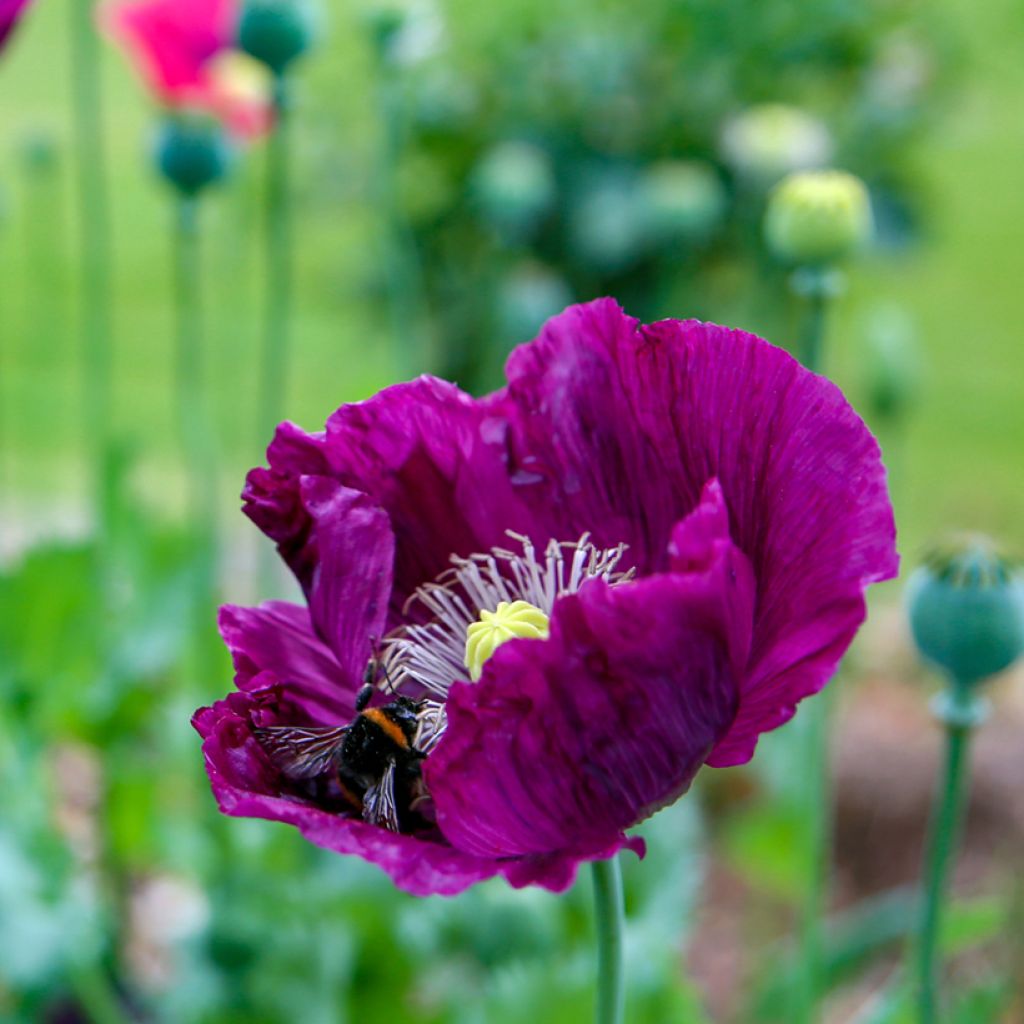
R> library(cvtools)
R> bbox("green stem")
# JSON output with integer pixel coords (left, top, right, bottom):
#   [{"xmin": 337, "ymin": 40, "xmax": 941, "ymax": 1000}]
[
  {"xmin": 254, "ymin": 75, "xmax": 293, "ymax": 597},
  {"xmin": 801, "ymin": 286, "xmax": 827, "ymax": 372},
  {"xmin": 591, "ymin": 856, "xmax": 626, "ymax": 1024},
  {"xmin": 793, "ymin": 273, "xmax": 833, "ymax": 1023},
  {"xmin": 256, "ymin": 72, "xmax": 292, "ymax": 446},
  {"xmin": 916, "ymin": 684, "xmax": 977, "ymax": 1024},
  {"xmin": 69, "ymin": 961, "xmax": 134, "ymax": 1024},
  {"xmin": 173, "ymin": 195, "xmax": 218, "ymax": 582},
  {"xmin": 173, "ymin": 196, "xmax": 216, "ymax": 531},
  {"xmin": 69, "ymin": 0, "xmax": 114, "ymax": 532},
  {"xmin": 796, "ymin": 695, "xmax": 830, "ymax": 1023},
  {"xmin": 0, "ymin": 223, "xmax": 7, "ymax": 514}
]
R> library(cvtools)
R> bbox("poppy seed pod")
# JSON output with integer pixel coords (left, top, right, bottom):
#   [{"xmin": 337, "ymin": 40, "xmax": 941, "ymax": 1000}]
[
  {"xmin": 720, "ymin": 104, "xmax": 832, "ymax": 184},
  {"xmin": 907, "ymin": 536, "xmax": 1024, "ymax": 686},
  {"xmin": 155, "ymin": 115, "xmax": 232, "ymax": 196},
  {"xmin": 237, "ymin": 0, "xmax": 315, "ymax": 75},
  {"xmin": 765, "ymin": 170, "xmax": 873, "ymax": 267}
]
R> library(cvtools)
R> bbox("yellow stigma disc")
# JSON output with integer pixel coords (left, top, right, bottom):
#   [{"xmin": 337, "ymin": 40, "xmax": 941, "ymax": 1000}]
[{"xmin": 464, "ymin": 600, "xmax": 550, "ymax": 682}]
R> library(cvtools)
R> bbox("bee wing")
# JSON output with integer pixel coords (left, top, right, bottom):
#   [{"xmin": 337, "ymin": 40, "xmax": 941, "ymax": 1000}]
[
  {"xmin": 414, "ymin": 700, "xmax": 447, "ymax": 754},
  {"xmin": 254, "ymin": 725, "xmax": 348, "ymax": 779},
  {"xmin": 362, "ymin": 759, "xmax": 400, "ymax": 832}
]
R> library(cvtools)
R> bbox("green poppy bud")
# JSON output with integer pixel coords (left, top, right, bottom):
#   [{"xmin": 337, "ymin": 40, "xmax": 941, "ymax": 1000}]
[
  {"xmin": 639, "ymin": 160, "xmax": 726, "ymax": 246},
  {"xmin": 720, "ymin": 104, "xmax": 832, "ymax": 184},
  {"xmin": 907, "ymin": 535, "xmax": 1024, "ymax": 687},
  {"xmin": 238, "ymin": 0, "xmax": 317, "ymax": 76},
  {"xmin": 154, "ymin": 115, "xmax": 232, "ymax": 197},
  {"xmin": 764, "ymin": 170, "xmax": 873, "ymax": 267}
]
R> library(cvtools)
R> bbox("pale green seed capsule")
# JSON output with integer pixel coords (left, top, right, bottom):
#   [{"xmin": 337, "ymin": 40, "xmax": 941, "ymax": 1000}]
[{"xmin": 764, "ymin": 169, "xmax": 873, "ymax": 266}]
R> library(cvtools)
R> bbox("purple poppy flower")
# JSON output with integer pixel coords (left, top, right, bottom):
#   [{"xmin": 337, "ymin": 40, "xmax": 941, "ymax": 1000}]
[
  {"xmin": 194, "ymin": 299, "xmax": 897, "ymax": 896},
  {"xmin": 0, "ymin": 0, "xmax": 33, "ymax": 50}
]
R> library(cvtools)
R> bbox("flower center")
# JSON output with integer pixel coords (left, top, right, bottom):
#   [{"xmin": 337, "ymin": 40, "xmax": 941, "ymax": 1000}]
[
  {"xmin": 377, "ymin": 533, "xmax": 634, "ymax": 754},
  {"xmin": 465, "ymin": 600, "xmax": 550, "ymax": 682}
]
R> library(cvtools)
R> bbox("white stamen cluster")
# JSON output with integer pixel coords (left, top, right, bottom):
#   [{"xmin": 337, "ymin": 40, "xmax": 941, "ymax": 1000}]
[{"xmin": 379, "ymin": 533, "xmax": 634, "ymax": 710}]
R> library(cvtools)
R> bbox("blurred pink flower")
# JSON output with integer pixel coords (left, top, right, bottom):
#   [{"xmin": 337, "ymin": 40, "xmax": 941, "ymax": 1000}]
[
  {"xmin": 0, "ymin": 0, "xmax": 34, "ymax": 51},
  {"xmin": 102, "ymin": 0, "xmax": 271, "ymax": 138}
]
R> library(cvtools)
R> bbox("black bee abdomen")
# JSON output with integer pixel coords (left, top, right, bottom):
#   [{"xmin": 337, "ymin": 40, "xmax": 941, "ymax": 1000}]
[{"xmin": 339, "ymin": 707, "xmax": 420, "ymax": 781}]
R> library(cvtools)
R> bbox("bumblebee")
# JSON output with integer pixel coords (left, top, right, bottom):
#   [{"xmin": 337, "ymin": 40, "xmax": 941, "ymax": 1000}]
[{"xmin": 255, "ymin": 683, "xmax": 436, "ymax": 832}]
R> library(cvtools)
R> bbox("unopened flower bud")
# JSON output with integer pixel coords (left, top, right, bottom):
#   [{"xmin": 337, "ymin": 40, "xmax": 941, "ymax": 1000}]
[
  {"xmin": 907, "ymin": 535, "xmax": 1024, "ymax": 686},
  {"xmin": 639, "ymin": 159, "xmax": 726, "ymax": 245},
  {"xmin": 720, "ymin": 104, "xmax": 832, "ymax": 183},
  {"xmin": 154, "ymin": 115, "xmax": 232, "ymax": 196},
  {"xmin": 765, "ymin": 170, "xmax": 873, "ymax": 267},
  {"xmin": 238, "ymin": 0, "xmax": 317, "ymax": 76}
]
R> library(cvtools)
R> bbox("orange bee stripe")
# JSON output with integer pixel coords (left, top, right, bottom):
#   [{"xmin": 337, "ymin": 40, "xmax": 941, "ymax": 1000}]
[{"xmin": 362, "ymin": 708, "xmax": 409, "ymax": 749}]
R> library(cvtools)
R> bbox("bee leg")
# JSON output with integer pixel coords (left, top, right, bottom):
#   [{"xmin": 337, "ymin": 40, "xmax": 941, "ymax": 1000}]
[{"xmin": 354, "ymin": 683, "xmax": 375, "ymax": 712}]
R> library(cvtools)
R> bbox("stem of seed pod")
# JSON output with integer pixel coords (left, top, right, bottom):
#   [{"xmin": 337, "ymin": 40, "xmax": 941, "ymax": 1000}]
[
  {"xmin": 591, "ymin": 856, "xmax": 626, "ymax": 1024},
  {"xmin": 257, "ymin": 72, "xmax": 292, "ymax": 443},
  {"xmin": 255, "ymin": 72, "xmax": 293, "ymax": 596},
  {"xmin": 800, "ymin": 284, "xmax": 827, "ymax": 372},
  {"xmin": 791, "ymin": 266, "xmax": 834, "ymax": 1024},
  {"xmin": 916, "ymin": 682, "xmax": 980, "ymax": 1024},
  {"xmin": 173, "ymin": 194, "xmax": 217, "ymax": 597},
  {"xmin": 69, "ymin": 0, "xmax": 115, "ymax": 536}
]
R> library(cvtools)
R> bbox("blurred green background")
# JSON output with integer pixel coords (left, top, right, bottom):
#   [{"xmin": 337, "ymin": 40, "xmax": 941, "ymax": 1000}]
[{"xmin": 1, "ymin": 0, "xmax": 1023, "ymax": 1021}]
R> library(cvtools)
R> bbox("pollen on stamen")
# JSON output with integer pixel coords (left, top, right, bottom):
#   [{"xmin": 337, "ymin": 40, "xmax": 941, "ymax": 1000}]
[
  {"xmin": 465, "ymin": 600, "xmax": 550, "ymax": 682},
  {"xmin": 378, "ymin": 533, "xmax": 634, "ymax": 707}
]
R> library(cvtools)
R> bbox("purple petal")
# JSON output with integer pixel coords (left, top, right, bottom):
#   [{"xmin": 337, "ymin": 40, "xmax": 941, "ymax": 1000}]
[
  {"xmin": 300, "ymin": 479, "xmax": 394, "ymax": 681},
  {"xmin": 218, "ymin": 602, "xmax": 357, "ymax": 723},
  {"xmin": 426, "ymin": 508, "xmax": 750, "ymax": 859},
  {"xmin": 191, "ymin": 689, "xmax": 499, "ymax": 895},
  {"xmin": 243, "ymin": 422, "xmax": 331, "ymax": 591},
  {"xmin": 193, "ymin": 687, "xmax": 625, "ymax": 895},
  {"xmin": 246, "ymin": 377, "xmax": 533, "ymax": 620},
  {"xmin": 0, "ymin": 0, "xmax": 33, "ymax": 49},
  {"xmin": 502, "ymin": 299, "xmax": 897, "ymax": 764},
  {"xmin": 322, "ymin": 376, "xmax": 537, "ymax": 615}
]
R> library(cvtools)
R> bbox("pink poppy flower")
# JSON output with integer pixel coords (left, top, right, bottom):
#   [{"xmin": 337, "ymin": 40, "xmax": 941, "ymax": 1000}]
[{"xmin": 102, "ymin": 0, "xmax": 270, "ymax": 138}]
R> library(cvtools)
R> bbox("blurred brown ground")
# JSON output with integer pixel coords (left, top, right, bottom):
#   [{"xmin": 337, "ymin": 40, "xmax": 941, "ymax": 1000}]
[{"xmin": 687, "ymin": 604, "xmax": 1024, "ymax": 1023}]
